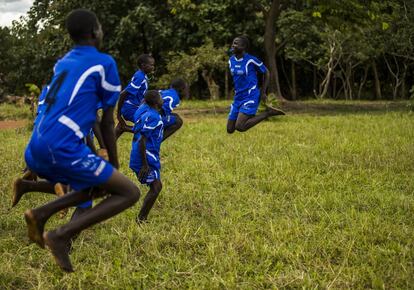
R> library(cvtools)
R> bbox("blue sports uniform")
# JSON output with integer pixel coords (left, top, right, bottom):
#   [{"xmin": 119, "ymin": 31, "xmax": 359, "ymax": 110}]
[
  {"xmin": 228, "ymin": 53, "xmax": 267, "ymax": 120},
  {"xmin": 25, "ymin": 45, "xmax": 121, "ymax": 191},
  {"xmin": 121, "ymin": 70, "xmax": 149, "ymax": 122},
  {"xmin": 160, "ymin": 88, "xmax": 180, "ymax": 128},
  {"xmin": 129, "ymin": 103, "xmax": 163, "ymax": 185}
]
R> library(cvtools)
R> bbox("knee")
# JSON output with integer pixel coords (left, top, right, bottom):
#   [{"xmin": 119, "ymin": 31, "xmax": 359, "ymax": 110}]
[
  {"xmin": 175, "ymin": 115, "xmax": 183, "ymax": 129},
  {"xmin": 227, "ymin": 127, "xmax": 235, "ymax": 134},
  {"xmin": 235, "ymin": 124, "xmax": 247, "ymax": 132},
  {"xmin": 128, "ymin": 184, "xmax": 141, "ymax": 205},
  {"xmin": 152, "ymin": 180, "xmax": 162, "ymax": 194}
]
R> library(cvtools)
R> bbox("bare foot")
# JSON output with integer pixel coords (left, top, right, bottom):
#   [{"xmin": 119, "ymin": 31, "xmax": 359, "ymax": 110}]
[
  {"xmin": 44, "ymin": 231, "xmax": 74, "ymax": 272},
  {"xmin": 12, "ymin": 178, "xmax": 26, "ymax": 208},
  {"xmin": 265, "ymin": 105, "xmax": 286, "ymax": 117},
  {"xmin": 24, "ymin": 209, "xmax": 45, "ymax": 248}
]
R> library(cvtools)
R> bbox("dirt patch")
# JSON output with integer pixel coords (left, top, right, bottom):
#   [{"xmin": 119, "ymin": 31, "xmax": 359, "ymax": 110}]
[{"xmin": 0, "ymin": 120, "xmax": 27, "ymax": 130}]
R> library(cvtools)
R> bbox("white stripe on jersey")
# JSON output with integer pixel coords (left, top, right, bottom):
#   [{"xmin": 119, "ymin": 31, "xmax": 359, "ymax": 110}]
[
  {"xmin": 245, "ymin": 59, "xmax": 263, "ymax": 75},
  {"xmin": 130, "ymin": 79, "xmax": 146, "ymax": 89},
  {"xmin": 146, "ymin": 150, "xmax": 158, "ymax": 161},
  {"xmin": 143, "ymin": 120, "xmax": 163, "ymax": 130},
  {"xmin": 58, "ymin": 115, "xmax": 84, "ymax": 138},
  {"xmin": 163, "ymin": 96, "xmax": 174, "ymax": 111},
  {"xmin": 68, "ymin": 65, "xmax": 121, "ymax": 105}
]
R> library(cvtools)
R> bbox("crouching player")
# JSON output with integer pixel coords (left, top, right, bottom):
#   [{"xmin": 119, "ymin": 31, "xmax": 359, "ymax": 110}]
[
  {"xmin": 22, "ymin": 9, "xmax": 140, "ymax": 272},
  {"xmin": 160, "ymin": 78, "xmax": 188, "ymax": 141},
  {"xmin": 130, "ymin": 90, "xmax": 164, "ymax": 222}
]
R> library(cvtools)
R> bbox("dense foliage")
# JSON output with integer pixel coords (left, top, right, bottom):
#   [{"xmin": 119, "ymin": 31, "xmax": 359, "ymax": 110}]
[{"xmin": 0, "ymin": 0, "xmax": 413, "ymax": 100}]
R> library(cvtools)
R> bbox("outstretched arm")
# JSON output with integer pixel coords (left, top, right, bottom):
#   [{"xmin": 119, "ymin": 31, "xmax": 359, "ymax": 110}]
[
  {"xmin": 93, "ymin": 114, "xmax": 106, "ymax": 149},
  {"xmin": 116, "ymin": 90, "xmax": 129, "ymax": 129},
  {"xmin": 100, "ymin": 106, "xmax": 119, "ymax": 169}
]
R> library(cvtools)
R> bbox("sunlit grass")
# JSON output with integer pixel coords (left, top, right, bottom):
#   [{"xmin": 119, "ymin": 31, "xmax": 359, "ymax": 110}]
[{"xmin": 0, "ymin": 107, "xmax": 413, "ymax": 288}]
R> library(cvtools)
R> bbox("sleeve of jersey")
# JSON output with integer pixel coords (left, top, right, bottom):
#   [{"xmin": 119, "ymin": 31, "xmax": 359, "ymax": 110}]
[
  {"xmin": 162, "ymin": 96, "xmax": 176, "ymax": 115},
  {"xmin": 252, "ymin": 56, "xmax": 267, "ymax": 73},
  {"xmin": 100, "ymin": 58, "xmax": 122, "ymax": 110},
  {"xmin": 125, "ymin": 73, "xmax": 144, "ymax": 96},
  {"xmin": 141, "ymin": 115, "xmax": 161, "ymax": 138}
]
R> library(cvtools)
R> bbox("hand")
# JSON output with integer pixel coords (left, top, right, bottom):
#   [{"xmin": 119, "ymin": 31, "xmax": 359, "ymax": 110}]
[
  {"xmin": 137, "ymin": 164, "xmax": 150, "ymax": 182},
  {"xmin": 97, "ymin": 148, "xmax": 109, "ymax": 161}
]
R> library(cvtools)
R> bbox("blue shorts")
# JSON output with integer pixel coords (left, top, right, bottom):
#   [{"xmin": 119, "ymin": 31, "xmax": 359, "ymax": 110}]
[
  {"xmin": 162, "ymin": 114, "xmax": 177, "ymax": 128},
  {"xmin": 228, "ymin": 89, "xmax": 260, "ymax": 121},
  {"xmin": 121, "ymin": 102, "xmax": 139, "ymax": 123},
  {"xmin": 130, "ymin": 151, "xmax": 161, "ymax": 185},
  {"xmin": 25, "ymin": 143, "xmax": 114, "ymax": 192},
  {"xmin": 134, "ymin": 168, "xmax": 160, "ymax": 185}
]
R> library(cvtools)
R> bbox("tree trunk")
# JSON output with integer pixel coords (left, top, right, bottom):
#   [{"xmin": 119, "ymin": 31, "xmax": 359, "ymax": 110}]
[
  {"xmin": 313, "ymin": 66, "xmax": 318, "ymax": 97},
  {"xmin": 263, "ymin": 0, "xmax": 285, "ymax": 101},
  {"xmin": 357, "ymin": 65, "xmax": 369, "ymax": 100},
  {"xmin": 225, "ymin": 69, "xmax": 230, "ymax": 99},
  {"xmin": 201, "ymin": 70, "xmax": 219, "ymax": 100},
  {"xmin": 372, "ymin": 60, "xmax": 382, "ymax": 100},
  {"xmin": 291, "ymin": 61, "xmax": 297, "ymax": 100}
]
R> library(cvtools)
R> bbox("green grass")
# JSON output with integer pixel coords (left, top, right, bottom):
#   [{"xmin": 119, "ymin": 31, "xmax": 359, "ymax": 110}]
[
  {"xmin": 0, "ymin": 104, "xmax": 32, "ymax": 121},
  {"xmin": 0, "ymin": 108, "xmax": 413, "ymax": 288}
]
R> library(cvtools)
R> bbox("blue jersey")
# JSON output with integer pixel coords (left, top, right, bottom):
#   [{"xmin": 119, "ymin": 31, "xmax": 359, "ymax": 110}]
[
  {"xmin": 28, "ymin": 45, "xmax": 121, "ymax": 159},
  {"xmin": 130, "ymin": 103, "xmax": 163, "ymax": 171},
  {"xmin": 160, "ymin": 88, "xmax": 180, "ymax": 115},
  {"xmin": 124, "ymin": 70, "xmax": 149, "ymax": 107},
  {"xmin": 229, "ymin": 53, "xmax": 267, "ymax": 97}
]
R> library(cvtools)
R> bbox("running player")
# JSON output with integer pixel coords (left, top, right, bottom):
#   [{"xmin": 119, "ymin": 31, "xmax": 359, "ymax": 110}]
[
  {"xmin": 22, "ymin": 9, "xmax": 140, "ymax": 272},
  {"xmin": 129, "ymin": 90, "xmax": 164, "ymax": 222}
]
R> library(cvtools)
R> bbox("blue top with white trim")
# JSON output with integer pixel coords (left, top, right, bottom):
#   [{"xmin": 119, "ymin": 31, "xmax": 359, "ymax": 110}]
[
  {"xmin": 130, "ymin": 103, "xmax": 163, "ymax": 168},
  {"xmin": 124, "ymin": 70, "xmax": 148, "ymax": 107},
  {"xmin": 228, "ymin": 53, "xmax": 267, "ymax": 97},
  {"xmin": 160, "ymin": 88, "xmax": 180, "ymax": 115},
  {"xmin": 29, "ymin": 45, "xmax": 121, "ymax": 157}
]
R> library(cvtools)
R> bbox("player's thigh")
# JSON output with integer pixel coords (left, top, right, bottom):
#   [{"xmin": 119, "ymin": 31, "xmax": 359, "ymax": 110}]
[
  {"xmin": 171, "ymin": 113, "xmax": 183, "ymax": 128},
  {"xmin": 101, "ymin": 169, "xmax": 140, "ymax": 201},
  {"xmin": 235, "ymin": 112, "xmax": 253, "ymax": 127}
]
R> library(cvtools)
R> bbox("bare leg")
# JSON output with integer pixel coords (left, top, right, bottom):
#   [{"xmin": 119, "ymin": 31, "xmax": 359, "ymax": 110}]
[
  {"xmin": 33, "ymin": 170, "xmax": 140, "ymax": 272},
  {"xmin": 162, "ymin": 114, "xmax": 183, "ymax": 141},
  {"xmin": 233, "ymin": 104, "xmax": 286, "ymax": 133},
  {"xmin": 115, "ymin": 123, "xmax": 134, "ymax": 140},
  {"xmin": 137, "ymin": 179, "xmax": 162, "ymax": 222},
  {"xmin": 234, "ymin": 112, "xmax": 270, "ymax": 132},
  {"xmin": 227, "ymin": 119, "xmax": 236, "ymax": 134},
  {"xmin": 12, "ymin": 179, "xmax": 55, "ymax": 207}
]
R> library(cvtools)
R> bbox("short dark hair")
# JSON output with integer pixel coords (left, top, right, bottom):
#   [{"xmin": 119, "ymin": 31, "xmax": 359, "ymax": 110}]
[
  {"xmin": 66, "ymin": 9, "xmax": 99, "ymax": 42},
  {"xmin": 144, "ymin": 90, "xmax": 161, "ymax": 106},
  {"xmin": 236, "ymin": 35, "xmax": 250, "ymax": 50},
  {"xmin": 170, "ymin": 78, "xmax": 187, "ymax": 91},
  {"xmin": 137, "ymin": 54, "xmax": 154, "ymax": 68}
]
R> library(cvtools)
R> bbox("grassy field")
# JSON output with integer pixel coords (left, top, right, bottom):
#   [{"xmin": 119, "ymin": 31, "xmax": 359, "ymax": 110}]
[{"xmin": 0, "ymin": 102, "xmax": 413, "ymax": 288}]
